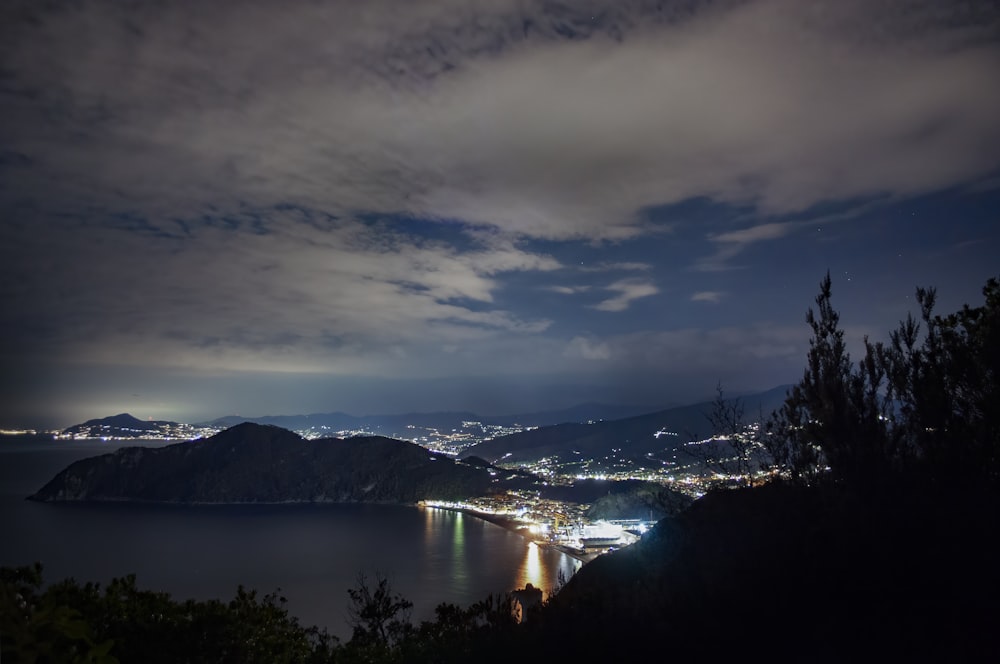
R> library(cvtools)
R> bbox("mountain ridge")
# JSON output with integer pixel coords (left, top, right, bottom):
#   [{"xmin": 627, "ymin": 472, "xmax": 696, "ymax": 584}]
[
  {"xmin": 31, "ymin": 423, "xmax": 515, "ymax": 504},
  {"xmin": 61, "ymin": 413, "xmax": 182, "ymax": 438},
  {"xmin": 460, "ymin": 385, "xmax": 792, "ymax": 465},
  {"xmin": 191, "ymin": 403, "xmax": 659, "ymax": 432}
]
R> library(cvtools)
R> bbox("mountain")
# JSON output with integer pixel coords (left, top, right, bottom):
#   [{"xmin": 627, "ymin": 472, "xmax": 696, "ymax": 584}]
[
  {"xmin": 485, "ymin": 403, "xmax": 660, "ymax": 427},
  {"xmin": 194, "ymin": 403, "xmax": 654, "ymax": 434},
  {"xmin": 59, "ymin": 402, "xmax": 665, "ymax": 446},
  {"xmin": 61, "ymin": 413, "xmax": 181, "ymax": 439},
  {"xmin": 30, "ymin": 423, "xmax": 524, "ymax": 503},
  {"xmin": 460, "ymin": 386, "xmax": 792, "ymax": 466},
  {"xmin": 195, "ymin": 412, "xmax": 340, "ymax": 431}
]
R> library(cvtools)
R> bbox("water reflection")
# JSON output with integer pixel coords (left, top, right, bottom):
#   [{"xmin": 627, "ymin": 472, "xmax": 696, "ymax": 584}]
[
  {"xmin": 453, "ymin": 512, "xmax": 464, "ymax": 552},
  {"xmin": 418, "ymin": 506, "xmax": 582, "ymax": 600},
  {"xmin": 4, "ymin": 454, "xmax": 581, "ymax": 641},
  {"xmin": 424, "ymin": 504, "xmax": 435, "ymax": 545},
  {"xmin": 517, "ymin": 542, "xmax": 543, "ymax": 590},
  {"xmin": 514, "ymin": 541, "xmax": 583, "ymax": 597}
]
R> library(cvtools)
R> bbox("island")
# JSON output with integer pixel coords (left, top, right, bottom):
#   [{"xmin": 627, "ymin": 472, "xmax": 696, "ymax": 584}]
[
  {"xmin": 30, "ymin": 422, "xmax": 514, "ymax": 504},
  {"xmin": 29, "ymin": 422, "xmax": 691, "ymax": 560}
]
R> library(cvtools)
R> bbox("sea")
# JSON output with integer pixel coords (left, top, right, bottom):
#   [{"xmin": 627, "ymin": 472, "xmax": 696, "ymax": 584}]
[{"xmin": 0, "ymin": 436, "xmax": 580, "ymax": 640}]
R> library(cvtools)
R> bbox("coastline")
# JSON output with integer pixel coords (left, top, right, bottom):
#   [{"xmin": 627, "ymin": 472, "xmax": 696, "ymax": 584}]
[
  {"xmin": 420, "ymin": 503, "xmax": 599, "ymax": 564},
  {"xmin": 29, "ymin": 488, "xmax": 604, "ymax": 566}
]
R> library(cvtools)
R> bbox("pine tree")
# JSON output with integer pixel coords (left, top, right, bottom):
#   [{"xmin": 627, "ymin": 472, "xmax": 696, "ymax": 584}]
[{"xmin": 770, "ymin": 273, "xmax": 1000, "ymax": 492}]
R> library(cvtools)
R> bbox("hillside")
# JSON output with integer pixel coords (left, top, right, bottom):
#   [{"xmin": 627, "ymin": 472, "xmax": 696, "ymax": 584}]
[
  {"xmin": 584, "ymin": 482, "xmax": 692, "ymax": 521},
  {"xmin": 8, "ymin": 278, "xmax": 997, "ymax": 662},
  {"xmin": 195, "ymin": 403, "xmax": 654, "ymax": 434},
  {"xmin": 30, "ymin": 423, "xmax": 517, "ymax": 503},
  {"xmin": 61, "ymin": 413, "xmax": 180, "ymax": 439},
  {"xmin": 525, "ymin": 481, "xmax": 1000, "ymax": 660},
  {"xmin": 460, "ymin": 386, "xmax": 790, "ymax": 465}
]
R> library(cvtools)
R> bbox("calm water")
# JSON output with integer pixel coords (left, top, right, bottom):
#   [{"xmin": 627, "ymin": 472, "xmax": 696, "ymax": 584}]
[{"xmin": 0, "ymin": 438, "xmax": 579, "ymax": 639}]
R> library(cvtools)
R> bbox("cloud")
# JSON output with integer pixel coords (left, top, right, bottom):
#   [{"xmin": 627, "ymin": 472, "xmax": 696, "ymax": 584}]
[
  {"xmin": 546, "ymin": 285, "xmax": 591, "ymax": 295},
  {"xmin": 2, "ymin": 0, "xmax": 999, "ymax": 242},
  {"xmin": 593, "ymin": 279, "xmax": 659, "ymax": 312},
  {"xmin": 599, "ymin": 324, "xmax": 809, "ymax": 370},
  {"xmin": 2, "ymin": 0, "xmax": 1000, "ymax": 424},
  {"xmin": 564, "ymin": 336, "xmax": 612, "ymax": 361},
  {"xmin": 965, "ymin": 174, "xmax": 1000, "ymax": 193},
  {"xmin": 691, "ymin": 291, "xmax": 725, "ymax": 303},
  {"xmin": 0, "ymin": 211, "xmax": 557, "ymax": 374},
  {"xmin": 695, "ymin": 221, "xmax": 799, "ymax": 271},
  {"xmin": 710, "ymin": 223, "xmax": 794, "ymax": 245},
  {"xmin": 579, "ymin": 262, "xmax": 653, "ymax": 272}
]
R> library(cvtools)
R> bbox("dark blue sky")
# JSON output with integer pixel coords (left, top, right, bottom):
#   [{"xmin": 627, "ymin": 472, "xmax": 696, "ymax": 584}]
[{"xmin": 2, "ymin": 0, "xmax": 999, "ymax": 428}]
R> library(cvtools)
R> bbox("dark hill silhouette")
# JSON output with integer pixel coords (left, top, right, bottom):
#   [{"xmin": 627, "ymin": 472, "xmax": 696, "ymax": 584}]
[
  {"xmin": 584, "ymin": 481, "xmax": 692, "ymax": 520},
  {"xmin": 9, "ymin": 277, "xmax": 998, "ymax": 661},
  {"xmin": 31, "ymin": 423, "xmax": 514, "ymax": 503},
  {"xmin": 61, "ymin": 413, "xmax": 179, "ymax": 438},
  {"xmin": 194, "ymin": 411, "xmax": 478, "ymax": 432},
  {"xmin": 194, "ymin": 403, "xmax": 656, "ymax": 434},
  {"xmin": 525, "ymin": 481, "xmax": 999, "ymax": 660},
  {"xmin": 460, "ymin": 385, "xmax": 791, "ymax": 464},
  {"xmin": 512, "ymin": 275, "xmax": 1000, "ymax": 660}
]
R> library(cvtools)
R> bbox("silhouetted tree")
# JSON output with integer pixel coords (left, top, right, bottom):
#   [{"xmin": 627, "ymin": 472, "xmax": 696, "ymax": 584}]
[
  {"xmin": 769, "ymin": 272, "xmax": 1000, "ymax": 492},
  {"xmin": 345, "ymin": 571, "xmax": 413, "ymax": 653},
  {"xmin": 1, "ymin": 565, "xmax": 334, "ymax": 664},
  {"xmin": 405, "ymin": 592, "xmax": 518, "ymax": 663},
  {"xmin": 0, "ymin": 563, "xmax": 117, "ymax": 663},
  {"xmin": 701, "ymin": 383, "xmax": 774, "ymax": 488},
  {"xmin": 879, "ymin": 277, "xmax": 1000, "ymax": 488}
]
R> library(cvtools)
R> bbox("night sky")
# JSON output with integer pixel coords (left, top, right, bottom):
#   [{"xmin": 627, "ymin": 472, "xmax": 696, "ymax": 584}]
[{"xmin": 2, "ymin": 0, "xmax": 999, "ymax": 428}]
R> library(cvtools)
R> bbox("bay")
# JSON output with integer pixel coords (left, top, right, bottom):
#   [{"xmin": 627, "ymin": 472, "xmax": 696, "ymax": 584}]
[{"xmin": 0, "ymin": 437, "xmax": 580, "ymax": 640}]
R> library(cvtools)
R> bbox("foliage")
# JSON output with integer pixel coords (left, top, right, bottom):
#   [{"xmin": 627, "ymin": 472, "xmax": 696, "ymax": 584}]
[
  {"xmin": 692, "ymin": 383, "xmax": 776, "ymax": 488},
  {"xmin": 880, "ymin": 277, "xmax": 1000, "ymax": 486},
  {"xmin": 0, "ymin": 563, "xmax": 117, "ymax": 663},
  {"xmin": 1, "ymin": 565, "xmax": 335, "ymax": 664},
  {"xmin": 768, "ymin": 272, "xmax": 1000, "ymax": 491},
  {"xmin": 400, "ymin": 593, "xmax": 518, "ymax": 663},
  {"xmin": 584, "ymin": 481, "xmax": 691, "ymax": 520},
  {"xmin": 1, "ymin": 563, "xmax": 528, "ymax": 664},
  {"xmin": 9, "ymin": 275, "xmax": 998, "ymax": 661},
  {"xmin": 344, "ymin": 571, "xmax": 413, "ymax": 654}
]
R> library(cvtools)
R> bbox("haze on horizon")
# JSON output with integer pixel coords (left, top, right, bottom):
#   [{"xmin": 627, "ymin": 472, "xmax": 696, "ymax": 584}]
[{"xmin": 2, "ymin": 0, "xmax": 999, "ymax": 429}]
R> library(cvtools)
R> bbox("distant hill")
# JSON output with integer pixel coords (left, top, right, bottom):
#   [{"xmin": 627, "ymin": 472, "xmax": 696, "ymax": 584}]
[
  {"xmin": 460, "ymin": 386, "xmax": 791, "ymax": 466},
  {"xmin": 61, "ymin": 403, "xmax": 665, "ymax": 444},
  {"xmin": 486, "ymin": 403, "xmax": 660, "ymax": 427},
  {"xmin": 61, "ymin": 413, "xmax": 181, "ymax": 439},
  {"xmin": 194, "ymin": 411, "xmax": 481, "ymax": 435},
  {"xmin": 193, "ymin": 403, "xmax": 656, "ymax": 435},
  {"xmin": 30, "ymin": 423, "xmax": 525, "ymax": 503},
  {"xmin": 193, "ymin": 412, "xmax": 357, "ymax": 431}
]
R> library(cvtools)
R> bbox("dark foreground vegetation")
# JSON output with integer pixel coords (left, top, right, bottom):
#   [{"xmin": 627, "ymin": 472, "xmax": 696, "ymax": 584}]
[{"xmin": 3, "ymin": 274, "xmax": 998, "ymax": 662}]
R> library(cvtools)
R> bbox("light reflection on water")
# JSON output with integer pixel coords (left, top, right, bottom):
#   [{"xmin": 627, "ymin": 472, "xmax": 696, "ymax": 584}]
[
  {"xmin": 420, "ymin": 506, "xmax": 581, "ymax": 598},
  {"xmin": 1, "ymin": 443, "xmax": 582, "ymax": 639},
  {"xmin": 518, "ymin": 541, "xmax": 543, "ymax": 591},
  {"xmin": 451, "ymin": 510, "xmax": 467, "ymax": 596},
  {"xmin": 420, "ymin": 506, "xmax": 584, "ymax": 608}
]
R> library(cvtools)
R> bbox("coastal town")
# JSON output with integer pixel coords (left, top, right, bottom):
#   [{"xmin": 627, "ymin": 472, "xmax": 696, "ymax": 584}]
[
  {"xmin": 420, "ymin": 494, "xmax": 649, "ymax": 563},
  {"xmin": 19, "ymin": 410, "xmax": 765, "ymax": 567}
]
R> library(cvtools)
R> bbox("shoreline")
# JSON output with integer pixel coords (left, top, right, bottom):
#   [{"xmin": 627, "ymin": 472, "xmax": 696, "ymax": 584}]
[
  {"xmin": 421, "ymin": 504, "xmax": 599, "ymax": 564},
  {"xmin": 30, "ymin": 493, "xmax": 604, "ymax": 566}
]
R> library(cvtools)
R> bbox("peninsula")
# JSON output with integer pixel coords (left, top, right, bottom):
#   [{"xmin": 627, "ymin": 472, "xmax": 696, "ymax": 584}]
[{"xmin": 29, "ymin": 422, "xmax": 526, "ymax": 504}]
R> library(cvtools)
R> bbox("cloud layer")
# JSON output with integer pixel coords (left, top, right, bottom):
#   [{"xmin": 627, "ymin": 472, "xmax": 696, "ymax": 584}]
[
  {"xmin": 2, "ymin": 0, "xmax": 999, "ymax": 424},
  {"xmin": 3, "ymin": 0, "xmax": 999, "ymax": 239}
]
